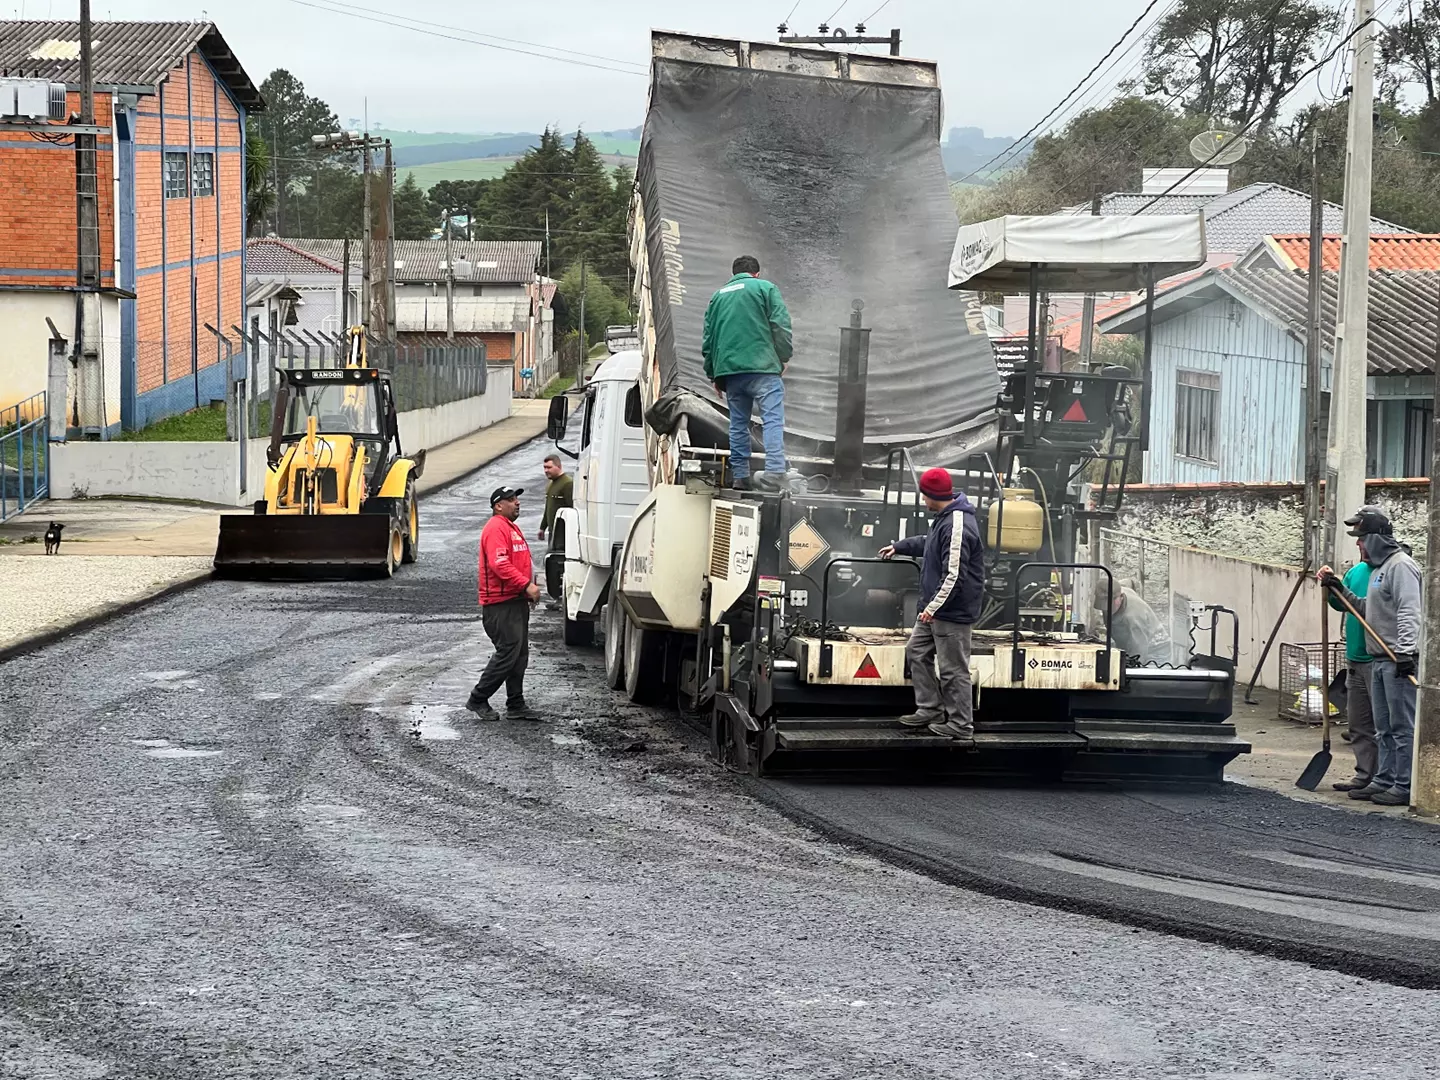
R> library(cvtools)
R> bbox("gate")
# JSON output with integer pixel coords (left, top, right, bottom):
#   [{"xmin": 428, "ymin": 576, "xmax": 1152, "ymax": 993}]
[{"xmin": 0, "ymin": 392, "xmax": 49, "ymax": 521}]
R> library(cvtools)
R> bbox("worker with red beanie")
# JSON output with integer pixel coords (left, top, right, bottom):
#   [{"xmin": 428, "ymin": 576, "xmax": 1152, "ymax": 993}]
[{"xmin": 879, "ymin": 466, "xmax": 985, "ymax": 742}]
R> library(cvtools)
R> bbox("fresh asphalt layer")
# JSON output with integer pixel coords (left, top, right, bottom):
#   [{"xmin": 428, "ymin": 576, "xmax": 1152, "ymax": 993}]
[
  {"xmin": 3, "ymin": 436, "xmax": 1439, "ymax": 1077},
  {"xmin": 757, "ymin": 779, "xmax": 1440, "ymax": 989}
]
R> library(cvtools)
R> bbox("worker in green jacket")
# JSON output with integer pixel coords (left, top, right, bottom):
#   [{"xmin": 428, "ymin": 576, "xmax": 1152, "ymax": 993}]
[
  {"xmin": 702, "ymin": 255, "xmax": 794, "ymax": 493},
  {"xmin": 1326, "ymin": 510, "xmax": 1380, "ymax": 795}
]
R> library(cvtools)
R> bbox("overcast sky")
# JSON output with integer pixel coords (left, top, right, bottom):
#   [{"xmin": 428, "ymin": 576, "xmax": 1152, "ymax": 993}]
[{"xmin": 11, "ymin": 0, "xmax": 1316, "ymax": 136}]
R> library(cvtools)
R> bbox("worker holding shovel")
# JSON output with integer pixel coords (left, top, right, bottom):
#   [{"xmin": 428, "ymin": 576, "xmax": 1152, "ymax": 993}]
[
  {"xmin": 1319, "ymin": 506, "xmax": 1424, "ymax": 806},
  {"xmin": 1326, "ymin": 512, "xmax": 1381, "ymax": 797}
]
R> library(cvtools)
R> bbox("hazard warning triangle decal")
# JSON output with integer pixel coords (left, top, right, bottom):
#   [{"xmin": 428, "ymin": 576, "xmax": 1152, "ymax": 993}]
[
  {"xmin": 1061, "ymin": 398, "xmax": 1088, "ymax": 423},
  {"xmin": 853, "ymin": 654, "xmax": 882, "ymax": 679}
]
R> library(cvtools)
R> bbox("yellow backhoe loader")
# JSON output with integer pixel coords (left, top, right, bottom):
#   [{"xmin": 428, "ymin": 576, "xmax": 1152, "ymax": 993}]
[{"xmin": 213, "ymin": 329, "xmax": 425, "ymax": 578}]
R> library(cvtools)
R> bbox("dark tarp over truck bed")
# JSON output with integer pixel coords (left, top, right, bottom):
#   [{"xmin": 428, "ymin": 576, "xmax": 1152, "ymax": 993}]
[{"xmin": 637, "ymin": 39, "xmax": 1000, "ymax": 458}]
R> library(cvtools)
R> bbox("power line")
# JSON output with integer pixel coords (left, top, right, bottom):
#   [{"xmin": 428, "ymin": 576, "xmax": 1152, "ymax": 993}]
[
  {"xmin": 824, "ymin": 2, "xmax": 850, "ymax": 25},
  {"xmin": 962, "ymin": 0, "xmax": 1181, "ymax": 182},
  {"xmin": 782, "ymin": 1, "xmax": 805, "ymax": 26},
  {"xmin": 285, "ymin": 0, "xmax": 647, "ymax": 76},
  {"xmin": 1132, "ymin": 4, "xmax": 1402, "ymax": 214},
  {"xmin": 861, "ymin": 1, "xmax": 895, "ymax": 22},
  {"xmin": 953, "ymin": 0, "xmax": 1171, "ymax": 184},
  {"xmin": 305, "ymin": 0, "xmax": 647, "ymax": 69}
]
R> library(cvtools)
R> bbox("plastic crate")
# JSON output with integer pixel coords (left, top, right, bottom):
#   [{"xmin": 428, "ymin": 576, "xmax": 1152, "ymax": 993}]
[{"xmin": 1278, "ymin": 641, "xmax": 1346, "ymax": 724}]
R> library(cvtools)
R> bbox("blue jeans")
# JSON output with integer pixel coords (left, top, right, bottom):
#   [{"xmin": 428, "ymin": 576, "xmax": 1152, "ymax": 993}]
[
  {"xmin": 1369, "ymin": 659, "xmax": 1416, "ymax": 794},
  {"xmin": 724, "ymin": 372, "xmax": 786, "ymax": 479}
]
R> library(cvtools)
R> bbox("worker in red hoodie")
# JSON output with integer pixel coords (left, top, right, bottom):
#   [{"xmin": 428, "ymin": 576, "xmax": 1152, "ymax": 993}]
[{"xmin": 467, "ymin": 485, "xmax": 541, "ymax": 721}]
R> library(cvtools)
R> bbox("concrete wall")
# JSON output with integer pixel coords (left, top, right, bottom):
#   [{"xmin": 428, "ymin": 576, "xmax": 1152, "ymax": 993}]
[
  {"xmin": 1099, "ymin": 530, "xmax": 1331, "ymax": 691},
  {"xmin": 1115, "ymin": 480, "xmax": 1430, "ymax": 566},
  {"xmin": 50, "ymin": 365, "xmax": 515, "ymax": 506},
  {"xmin": 0, "ymin": 291, "xmax": 123, "ymax": 432}
]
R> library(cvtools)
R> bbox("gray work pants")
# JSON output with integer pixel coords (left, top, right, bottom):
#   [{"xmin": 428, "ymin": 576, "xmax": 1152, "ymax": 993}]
[
  {"xmin": 906, "ymin": 618, "xmax": 973, "ymax": 732},
  {"xmin": 1346, "ymin": 660, "xmax": 1378, "ymax": 785},
  {"xmin": 1370, "ymin": 659, "xmax": 1416, "ymax": 795},
  {"xmin": 472, "ymin": 597, "xmax": 531, "ymax": 706}
]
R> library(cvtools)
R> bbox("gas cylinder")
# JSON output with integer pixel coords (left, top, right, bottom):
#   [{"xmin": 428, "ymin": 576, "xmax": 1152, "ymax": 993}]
[{"xmin": 986, "ymin": 488, "xmax": 1044, "ymax": 553}]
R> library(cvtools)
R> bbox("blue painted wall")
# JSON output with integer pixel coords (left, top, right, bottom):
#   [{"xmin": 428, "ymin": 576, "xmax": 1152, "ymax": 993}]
[{"xmin": 1146, "ymin": 299, "xmax": 1306, "ymax": 484}]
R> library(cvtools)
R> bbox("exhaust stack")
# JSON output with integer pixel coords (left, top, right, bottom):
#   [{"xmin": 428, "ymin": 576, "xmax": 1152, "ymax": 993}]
[{"xmin": 833, "ymin": 299, "xmax": 871, "ymax": 493}]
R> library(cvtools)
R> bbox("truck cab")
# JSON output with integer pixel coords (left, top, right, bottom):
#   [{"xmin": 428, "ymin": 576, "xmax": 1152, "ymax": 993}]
[{"xmin": 545, "ymin": 349, "xmax": 649, "ymax": 644}]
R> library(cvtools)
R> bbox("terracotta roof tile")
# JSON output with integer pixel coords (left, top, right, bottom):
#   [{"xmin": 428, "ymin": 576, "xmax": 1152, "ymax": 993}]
[{"xmin": 1267, "ymin": 233, "xmax": 1440, "ymax": 272}]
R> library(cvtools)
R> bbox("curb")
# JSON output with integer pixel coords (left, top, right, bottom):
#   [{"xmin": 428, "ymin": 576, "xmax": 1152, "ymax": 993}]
[
  {"xmin": 0, "ymin": 419, "xmax": 548, "ymax": 664},
  {"xmin": 0, "ymin": 569, "xmax": 213, "ymax": 665},
  {"xmin": 415, "ymin": 418, "xmax": 548, "ymax": 500}
]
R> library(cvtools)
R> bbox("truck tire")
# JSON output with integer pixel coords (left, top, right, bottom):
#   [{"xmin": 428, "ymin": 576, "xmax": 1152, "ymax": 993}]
[
  {"xmin": 624, "ymin": 618, "xmax": 666, "ymax": 705},
  {"xmin": 604, "ymin": 603, "xmax": 626, "ymax": 690},
  {"xmin": 563, "ymin": 609, "xmax": 594, "ymax": 647}
]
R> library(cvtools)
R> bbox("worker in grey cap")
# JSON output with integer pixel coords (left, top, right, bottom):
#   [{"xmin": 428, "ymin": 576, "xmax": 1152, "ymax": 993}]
[{"xmin": 1319, "ymin": 505, "xmax": 1422, "ymax": 806}]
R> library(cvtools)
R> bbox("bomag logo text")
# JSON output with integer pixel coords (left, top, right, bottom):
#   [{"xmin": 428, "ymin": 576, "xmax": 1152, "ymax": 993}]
[{"xmin": 1039, "ymin": 659, "xmax": 1074, "ymax": 669}]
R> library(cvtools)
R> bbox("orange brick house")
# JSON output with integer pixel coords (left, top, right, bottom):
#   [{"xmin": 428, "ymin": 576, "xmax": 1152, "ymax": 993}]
[{"xmin": 0, "ymin": 20, "xmax": 263, "ymax": 432}]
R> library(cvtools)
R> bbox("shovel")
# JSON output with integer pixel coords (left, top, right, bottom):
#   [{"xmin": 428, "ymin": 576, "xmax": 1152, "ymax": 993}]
[{"xmin": 1296, "ymin": 591, "xmax": 1333, "ymax": 791}]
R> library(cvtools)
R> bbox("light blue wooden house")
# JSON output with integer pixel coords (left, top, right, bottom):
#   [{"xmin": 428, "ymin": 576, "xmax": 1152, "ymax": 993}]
[{"xmin": 1100, "ymin": 263, "xmax": 1440, "ymax": 484}]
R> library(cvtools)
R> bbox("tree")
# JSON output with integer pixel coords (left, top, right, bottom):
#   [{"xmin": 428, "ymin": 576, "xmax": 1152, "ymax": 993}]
[
  {"xmin": 1026, "ymin": 97, "xmax": 1197, "ymax": 206},
  {"xmin": 245, "ymin": 130, "xmax": 275, "ymax": 236},
  {"xmin": 1380, "ymin": 0, "xmax": 1440, "ymax": 103},
  {"xmin": 952, "ymin": 171, "xmax": 1060, "ymax": 224},
  {"xmin": 256, "ymin": 69, "xmax": 341, "ymax": 235},
  {"xmin": 557, "ymin": 260, "xmax": 627, "ymax": 342},
  {"xmin": 1141, "ymin": 0, "xmax": 1341, "ymax": 129},
  {"xmin": 392, "ymin": 174, "xmax": 436, "ymax": 240}
]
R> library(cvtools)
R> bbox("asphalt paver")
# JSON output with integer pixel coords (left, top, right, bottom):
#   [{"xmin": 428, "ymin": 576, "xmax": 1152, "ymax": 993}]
[{"xmin": 3, "ymin": 438, "xmax": 1439, "ymax": 1078}]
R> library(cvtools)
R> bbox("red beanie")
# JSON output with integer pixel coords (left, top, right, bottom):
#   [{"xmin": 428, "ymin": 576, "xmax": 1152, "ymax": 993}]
[{"xmin": 919, "ymin": 467, "xmax": 954, "ymax": 499}]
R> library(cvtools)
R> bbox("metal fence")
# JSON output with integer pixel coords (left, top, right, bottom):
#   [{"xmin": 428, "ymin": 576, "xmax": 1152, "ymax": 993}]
[
  {"xmin": 0, "ymin": 392, "xmax": 49, "ymax": 521},
  {"xmin": 202, "ymin": 325, "xmax": 488, "ymax": 440}
]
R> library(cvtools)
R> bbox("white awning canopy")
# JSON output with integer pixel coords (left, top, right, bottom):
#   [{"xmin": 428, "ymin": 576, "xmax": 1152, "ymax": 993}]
[{"xmin": 948, "ymin": 213, "xmax": 1208, "ymax": 293}]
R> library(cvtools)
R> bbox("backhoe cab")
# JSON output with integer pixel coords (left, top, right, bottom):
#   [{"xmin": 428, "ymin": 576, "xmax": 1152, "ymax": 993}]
[{"xmin": 213, "ymin": 328, "xmax": 426, "ymax": 578}]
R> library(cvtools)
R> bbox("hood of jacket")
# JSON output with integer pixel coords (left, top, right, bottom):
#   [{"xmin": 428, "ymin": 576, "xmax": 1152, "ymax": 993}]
[{"xmin": 1361, "ymin": 532, "xmax": 1402, "ymax": 567}]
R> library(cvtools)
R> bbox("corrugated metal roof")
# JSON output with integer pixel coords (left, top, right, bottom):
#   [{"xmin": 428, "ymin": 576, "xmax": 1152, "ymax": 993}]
[
  {"xmin": 0, "ymin": 20, "xmax": 263, "ymax": 110},
  {"xmin": 1102, "ymin": 266, "xmax": 1440, "ymax": 376},
  {"xmin": 1222, "ymin": 267, "xmax": 1439, "ymax": 375},
  {"xmin": 1264, "ymin": 233, "xmax": 1440, "ymax": 272},
  {"xmin": 246, "ymin": 238, "xmax": 342, "ymax": 276},
  {"xmin": 283, "ymin": 238, "xmax": 540, "ymax": 284}
]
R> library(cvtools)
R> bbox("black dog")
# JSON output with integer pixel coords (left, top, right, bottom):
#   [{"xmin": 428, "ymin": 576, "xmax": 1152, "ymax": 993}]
[{"xmin": 43, "ymin": 522, "xmax": 64, "ymax": 555}]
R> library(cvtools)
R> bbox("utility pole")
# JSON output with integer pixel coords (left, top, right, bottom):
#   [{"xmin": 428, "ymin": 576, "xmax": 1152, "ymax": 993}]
[
  {"xmin": 779, "ymin": 23, "xmax": 902, "ymax": 55},
  {"xmin": 312, "ymin": 129, "xmax": 388, "ymax": 340},
  {"xmin": 1303, "ymin": 130, "xmax": 1325, "ymax": 570},
  {"xmin": 361, "ymin": 136, "xmax": 372, "ymax": 333},
  {"xmin": 75, "ymin": 0, "xmax": 104, "ymax": 437},
  {"xmin": 340, "ymin": 237, "xmax": 351, "ymax": 330},
  {"xmin": 1324, "ymin": 0, "xmax": 1377, "ymax": 564},
  {"xmin": 578, "ymin": 254, "xmax": 588, "ymax": 391},
  {"xmin": 1415, "ymin": 284, "xmax": 1440, "ymax": 817},
  {"xmin": 1077, "ymin": 192, "xmax": 1101, "ymax": 368},
  {"xmin": 382, "ymin": 138, "xmax": 396, "ymax": 344},
  {"xmin": 444, "ymin": 208, "xmax": 455, "ymax": 341}
]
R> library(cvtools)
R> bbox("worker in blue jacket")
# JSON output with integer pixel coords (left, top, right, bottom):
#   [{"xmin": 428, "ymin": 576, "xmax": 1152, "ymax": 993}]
[{"xmin": 879, "ymin": 467, "xmax": 985, "ymax": 743}]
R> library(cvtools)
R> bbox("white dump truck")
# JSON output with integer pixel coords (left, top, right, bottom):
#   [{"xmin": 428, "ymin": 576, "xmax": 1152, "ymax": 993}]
[{"xmin": 542, "ymin": 30, "xmax": 1248, "ymax": 781}]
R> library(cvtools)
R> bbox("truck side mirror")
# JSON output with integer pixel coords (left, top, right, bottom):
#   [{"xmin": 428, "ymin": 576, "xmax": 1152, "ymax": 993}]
[{"xmin": 547, "ymin": 395, "xmax": 569, "ymax": 441}]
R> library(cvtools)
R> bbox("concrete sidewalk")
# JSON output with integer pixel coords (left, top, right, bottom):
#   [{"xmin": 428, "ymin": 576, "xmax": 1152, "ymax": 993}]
[
  {"xmin": 1225, "ymin": 685, "xmax": 1423, "ymax": 820},
  {"xmin": 0, "ymin": 402, "xmax": 548, "ymax": 658}
]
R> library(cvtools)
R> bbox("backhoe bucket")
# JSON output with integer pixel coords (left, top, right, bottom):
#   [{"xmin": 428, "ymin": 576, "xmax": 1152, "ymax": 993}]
[{"xmin": 214, "ymin": 513, "xmax": 396, "ymax": 579}]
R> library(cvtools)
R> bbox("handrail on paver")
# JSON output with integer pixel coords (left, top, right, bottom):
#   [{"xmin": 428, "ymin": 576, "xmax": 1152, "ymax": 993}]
[{"xmin": 1, "ymin": 391, "xmax": 49, "ymax": 522}]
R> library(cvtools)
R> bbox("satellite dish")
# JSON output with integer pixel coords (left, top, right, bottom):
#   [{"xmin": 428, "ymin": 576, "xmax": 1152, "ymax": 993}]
[{"xmin": 1189, "ymin": 129, "xmax": 1249, "ymax": 166}]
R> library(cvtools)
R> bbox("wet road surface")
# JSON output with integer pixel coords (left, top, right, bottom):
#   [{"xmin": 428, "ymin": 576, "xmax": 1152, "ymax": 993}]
[{"xmin": 3, "ymin": 438, "xmax": 1440, "ymax": 1077}]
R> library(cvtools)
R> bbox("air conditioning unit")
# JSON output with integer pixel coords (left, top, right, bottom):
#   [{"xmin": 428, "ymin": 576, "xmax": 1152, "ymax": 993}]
[{"xmin": 0, "ymin": 78, "xmax": 68, "ymax": 121}]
